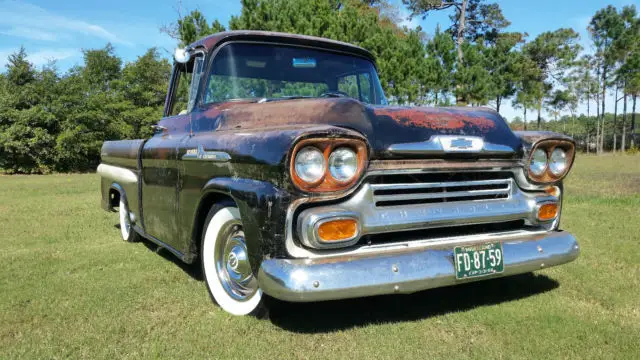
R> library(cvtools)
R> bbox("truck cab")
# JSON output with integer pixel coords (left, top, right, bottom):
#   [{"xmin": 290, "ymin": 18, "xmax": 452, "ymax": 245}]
[{"xmin": 98, "ymin": 31, "xmax": 579, "ymax": 316}]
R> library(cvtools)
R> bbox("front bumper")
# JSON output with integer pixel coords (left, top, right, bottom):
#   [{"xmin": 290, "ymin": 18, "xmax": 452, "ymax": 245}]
[{"xmin": 257, "ymin": 230, "xmax": 579, "ymax": 302}]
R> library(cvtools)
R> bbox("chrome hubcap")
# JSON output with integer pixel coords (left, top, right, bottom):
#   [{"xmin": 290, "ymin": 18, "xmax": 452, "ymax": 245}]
[{"xmin": 215, "ymin": 224, "xmax": 258, "ymax": 301}]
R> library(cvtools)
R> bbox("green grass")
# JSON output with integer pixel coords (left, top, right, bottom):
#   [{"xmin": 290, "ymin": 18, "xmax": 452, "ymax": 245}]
[{"xmin": 1, "ymin": 156, "xmax": 639, "ymax": 359}]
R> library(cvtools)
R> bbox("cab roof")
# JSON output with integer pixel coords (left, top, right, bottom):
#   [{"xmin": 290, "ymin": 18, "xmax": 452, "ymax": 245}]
[{"xmin": 188, "ymin": 30, "xmax": 376, "ymax": 63}]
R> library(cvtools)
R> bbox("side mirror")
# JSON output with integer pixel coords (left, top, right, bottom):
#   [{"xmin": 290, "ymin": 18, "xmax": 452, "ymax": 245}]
[
  {"xmin": 174, "ymin": 48, "xmax": 191, "ymax": 63},
  {"xmin": 151, "ymin": 124, "xmax": 167, "ymax": 134}
]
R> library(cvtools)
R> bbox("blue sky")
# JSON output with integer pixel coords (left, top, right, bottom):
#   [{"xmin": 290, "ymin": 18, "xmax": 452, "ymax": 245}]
[{"xmin": 1, "ymin": 0, "xmax": 638, "ymax": 120}]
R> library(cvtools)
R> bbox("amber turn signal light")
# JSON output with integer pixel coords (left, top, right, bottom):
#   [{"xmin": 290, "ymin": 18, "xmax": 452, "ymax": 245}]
[
  {"xmin": 537, "ymin": 203, "xmax": 559, "ymax": 221},
  {"xmin": 317, "ymin": 219, "xmax": 358, "ymax": 242}
]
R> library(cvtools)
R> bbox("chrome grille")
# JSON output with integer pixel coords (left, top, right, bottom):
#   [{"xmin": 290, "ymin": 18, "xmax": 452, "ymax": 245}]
[{"xmin": 371, "ymin": 178, "xmax": 512, "ymax": 207}]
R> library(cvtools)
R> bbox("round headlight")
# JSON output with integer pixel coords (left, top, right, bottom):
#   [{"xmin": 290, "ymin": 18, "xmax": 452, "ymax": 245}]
[
  {"xmin": 549, "ymin": 148, "xmax": 567, "ymax": 176},
  {"xmin": 529, "ymin": 148, "xmax": 548, "ymax": 176},
  {"xmin": 294, "ymin": 147, "xmax": 325, "ymax": 183},
  {"xmin": 328, "ymin": 147, "xmax": 358, "ymax": 182}
]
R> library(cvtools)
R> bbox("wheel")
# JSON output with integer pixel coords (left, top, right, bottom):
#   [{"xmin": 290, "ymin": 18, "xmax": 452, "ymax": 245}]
[
  {"xmin": 119, "ymin": 197, "xmax": 140, "ymax": 242},
  {"xmin": 201, "ymin": 204, "xmax": 266, "ymax": 316}
]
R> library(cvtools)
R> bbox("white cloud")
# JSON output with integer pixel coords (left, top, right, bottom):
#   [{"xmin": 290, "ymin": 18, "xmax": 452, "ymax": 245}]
[
  {"xmin": 398, "ymin": 5, "xmax": 421, "ymax": 30},
  {"xmin": 571, "ymin": 15, "xmax": 595, "ymax": 54},
  {"xmin": 0, "ymin": 0, "xmax": 132, "ymax": 46},
  {"xmin": 0, "ymin": 26, "xmax": 60, "ymax": 41},
  {"xmin": 27, "ymin": 48, "xmax": 79, "ymax": 66},
  {"xmin": 0, "ymin": 48, "xmax": 79, "ymax": 69}
]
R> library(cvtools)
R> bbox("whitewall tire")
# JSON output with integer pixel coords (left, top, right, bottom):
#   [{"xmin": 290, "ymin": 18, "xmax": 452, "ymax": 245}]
[
  {"xmin": 201, "ymin": 205, "xmax": 264, "ymax": 316},
  {"xmin": 119, "ymin": 198, "xmax": 139, "ymax": 242}
]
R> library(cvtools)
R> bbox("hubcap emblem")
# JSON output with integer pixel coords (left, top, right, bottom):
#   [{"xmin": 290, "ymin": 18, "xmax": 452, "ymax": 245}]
[{"xmin": 228, "ymin": 253, "xmax": 238, "ymax": 270}]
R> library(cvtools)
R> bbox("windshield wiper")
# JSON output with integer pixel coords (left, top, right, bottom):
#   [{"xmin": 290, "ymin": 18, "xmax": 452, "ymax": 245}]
[
  {"xmin": 257, "ymin": 96, "xmax": 313, "ymax": 103},
  {"xmin": 255, "ymin": 92, "xmax": 354, "ymax": 103},
  {"xmin": 320, "ymin": 91, "xmax": 350, "ymax": 98}
]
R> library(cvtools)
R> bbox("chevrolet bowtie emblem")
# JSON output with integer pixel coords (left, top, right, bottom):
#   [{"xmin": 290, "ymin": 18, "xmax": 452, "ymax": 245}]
[{"xmin": 450, "ymin": 138, "xmax": 474, "ymax": 149}]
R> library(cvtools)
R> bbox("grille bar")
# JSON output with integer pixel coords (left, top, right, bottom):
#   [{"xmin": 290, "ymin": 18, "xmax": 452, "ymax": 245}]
[
  {"xmin": 374, "ymin": 188, "xmax": 509, "ymax": 202},
  {"xmin": 371, "ymin": 179, "xmax": 510, "ymax": 191},
  {"xmin": 372, "ymin": 178, "xmax": 512, "ymax": 207}
]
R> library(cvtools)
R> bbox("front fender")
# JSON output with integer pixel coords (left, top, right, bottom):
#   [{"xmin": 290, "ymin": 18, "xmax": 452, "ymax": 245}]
[{"xmin": 198, "ymin": 177, "xmax": 292, "ymax": 272}]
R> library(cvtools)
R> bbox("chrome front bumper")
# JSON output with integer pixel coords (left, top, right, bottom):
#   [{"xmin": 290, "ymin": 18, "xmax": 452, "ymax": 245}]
[{"xmin": 257, "ymin": 230, "xmax": 579, "ymax": 302}]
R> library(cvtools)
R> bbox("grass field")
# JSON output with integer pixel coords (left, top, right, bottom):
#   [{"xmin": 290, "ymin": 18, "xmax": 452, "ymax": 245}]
[{"xmin": 1, "ymin": 155, "xmax": 639, "ymax": 359}]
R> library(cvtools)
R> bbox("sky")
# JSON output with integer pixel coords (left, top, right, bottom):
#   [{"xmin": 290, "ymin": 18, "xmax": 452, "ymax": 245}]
[{"xmin": 0, "ymin": 0, "xmax": 638, "ymax": 121}]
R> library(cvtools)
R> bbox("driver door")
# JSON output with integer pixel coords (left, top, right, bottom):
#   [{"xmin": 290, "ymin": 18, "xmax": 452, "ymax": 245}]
[{"xmin": 140, "ymin": 53, "xmax": 204, "ymax": 249}]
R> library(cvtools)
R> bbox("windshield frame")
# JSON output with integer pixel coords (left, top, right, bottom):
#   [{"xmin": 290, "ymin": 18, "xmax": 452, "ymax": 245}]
[{"xmin": 197, "ymin": 40, "xmax": 386, "ymax": 109}]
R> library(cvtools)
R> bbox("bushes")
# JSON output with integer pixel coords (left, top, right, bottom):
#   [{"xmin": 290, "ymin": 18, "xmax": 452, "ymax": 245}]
[{"xmin": 0, "ymin": 46, "xmax": 170, "ymax": 173}]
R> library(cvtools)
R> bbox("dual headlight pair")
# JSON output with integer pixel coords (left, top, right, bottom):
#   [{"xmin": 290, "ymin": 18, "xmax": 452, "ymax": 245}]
[
  {"xmin": 290, "ymin": 138, "xmax": 367, "ymax": 192},
  {"xmin": 526, "ymin": 140, "xmax": 575, "ymax": 183}
]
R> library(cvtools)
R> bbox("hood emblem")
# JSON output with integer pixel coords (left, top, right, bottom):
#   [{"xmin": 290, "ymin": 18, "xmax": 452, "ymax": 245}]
[
  {"xmin": 387, "ymin": 135, "xmax": 514, "ymax": 155},
  {"xmin": 449, "ymin": 138, "xmax": 475, "ymax": 150},
  {"xmin": 440, "ymin": 136, "xmax": 483, "ymax": 152}
]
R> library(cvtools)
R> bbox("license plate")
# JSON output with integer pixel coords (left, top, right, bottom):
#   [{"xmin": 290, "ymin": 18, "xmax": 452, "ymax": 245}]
[{"xmin": 454, "ymin": 242, "xmax": 504, "ymax": 279}]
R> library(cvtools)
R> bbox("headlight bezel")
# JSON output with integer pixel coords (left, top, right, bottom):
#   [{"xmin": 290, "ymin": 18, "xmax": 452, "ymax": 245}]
[
  {"xmin": 526, "ymin": 139, "xmax": 575, "ymax": 184},
  {"xmin": 290, "ymin": 137, "xmax": 368, "ymax": 193}
]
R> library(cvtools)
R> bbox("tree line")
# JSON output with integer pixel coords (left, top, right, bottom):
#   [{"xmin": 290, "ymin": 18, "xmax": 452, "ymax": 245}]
[{"xmin": 0, "ymin": 0, "xmax": 638, "ymax": 173}]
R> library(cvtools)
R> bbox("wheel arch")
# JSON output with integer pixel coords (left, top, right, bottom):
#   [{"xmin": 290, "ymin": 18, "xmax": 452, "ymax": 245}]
[
  {"xmin": 188, "ymin": 189, "xmax": 236, "ymax": 263},
  {"xmin": 184, "ymin": 177, "xmax": 289, "ymax": 270},
  {"xmin": 108, "ymin": 182, "xmax": 126, "ymax": 210}
]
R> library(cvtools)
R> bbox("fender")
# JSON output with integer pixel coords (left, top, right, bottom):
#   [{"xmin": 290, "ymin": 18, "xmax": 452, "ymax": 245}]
[{"xmin": 189, "ymin": 177, "xmax": 291, "ymax": 270}]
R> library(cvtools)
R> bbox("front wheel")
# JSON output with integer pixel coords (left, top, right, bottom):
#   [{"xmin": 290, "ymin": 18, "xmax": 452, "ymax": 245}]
[
  {"xmin": 201, "ymin": 204, "xmax": 265, "ymax": 316},
  {"xmin": 119, "ymin": 198, "xmax": 140, "ymax": 242}
]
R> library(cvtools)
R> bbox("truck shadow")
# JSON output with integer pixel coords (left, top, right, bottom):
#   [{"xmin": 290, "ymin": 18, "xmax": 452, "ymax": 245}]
[
  {"xmin": 138, "ymin": 236, "xmax": 204, "ymax": 280},
  {"xmin": 135, "ymin": 234, "xmax": 559, "ymax": 333},
  {"xmin": 267, "ymin": 273, "xmax": 559, "ymax": 333}
]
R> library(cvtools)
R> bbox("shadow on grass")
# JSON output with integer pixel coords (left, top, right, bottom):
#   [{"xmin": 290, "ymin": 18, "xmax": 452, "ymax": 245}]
[
  {"xmin": 136, "ymin": 235, "xmax": 203, "ymax": 281},
  {"xmin": 128, "ymin": 226, "xmax": 558, "ymax": 333},
  {"xmin": 267, "ymin": 273, "xmax": 559, "ymax": 333}
]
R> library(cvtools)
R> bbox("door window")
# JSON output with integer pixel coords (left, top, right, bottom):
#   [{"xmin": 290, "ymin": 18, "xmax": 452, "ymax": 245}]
[{"xmin": 166, "ymin": 54, "xmax": 204, "ymax": 116}]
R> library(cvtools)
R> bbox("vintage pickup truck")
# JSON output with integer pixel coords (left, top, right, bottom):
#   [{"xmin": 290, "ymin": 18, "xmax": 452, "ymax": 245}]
[{"xmin": 98, "ymin": 31, "xmax": 579, "ymax": 316}]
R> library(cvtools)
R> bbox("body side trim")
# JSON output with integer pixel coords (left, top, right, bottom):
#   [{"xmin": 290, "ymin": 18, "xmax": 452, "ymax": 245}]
[{"xmin": 97, "ymin": 163, "xmax": 138, "ymax": 184}]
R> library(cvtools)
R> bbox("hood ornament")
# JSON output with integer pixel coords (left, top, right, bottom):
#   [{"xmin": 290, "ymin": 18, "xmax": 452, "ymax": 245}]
[{"xmin": 388, "ymin": 136, "xmax": 514, "ymax": 155}]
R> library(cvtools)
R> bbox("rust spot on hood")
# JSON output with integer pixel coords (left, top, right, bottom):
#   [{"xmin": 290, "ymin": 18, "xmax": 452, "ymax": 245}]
[
  {"xmin": 374, "ymin": 107, "xmax": 497, "ymax": 131},
  {"xmin": 215, "ymin": 98, "xmax": 372, "ymax": 134}
]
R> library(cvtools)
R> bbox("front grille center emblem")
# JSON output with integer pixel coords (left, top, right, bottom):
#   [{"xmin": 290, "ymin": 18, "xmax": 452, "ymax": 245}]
[{"xmin": 450, "ymin": 138, "xmax": 474, "ymax": 149}]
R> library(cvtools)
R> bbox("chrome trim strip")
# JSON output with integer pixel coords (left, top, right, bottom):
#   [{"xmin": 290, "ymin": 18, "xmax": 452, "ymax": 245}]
[
  {"xmin": 388, "ymin": 135, "xmax": 515, "ymax": 155},
  {"xmin": 259, "ymin": 231, "xmax": 579, "ymax": 302},
  {"xmin": 182, "ymin": 144, "xmax": 231, "ymax": 162},
  {"xmin": 97, "ymin": 164, "xmax": 138, "ymax": 184}
]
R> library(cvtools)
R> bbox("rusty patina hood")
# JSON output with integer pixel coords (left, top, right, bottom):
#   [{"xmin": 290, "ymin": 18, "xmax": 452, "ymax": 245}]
[{"xmin": 206, "ymin": 98, "xmax": 522, "ymax": 160}]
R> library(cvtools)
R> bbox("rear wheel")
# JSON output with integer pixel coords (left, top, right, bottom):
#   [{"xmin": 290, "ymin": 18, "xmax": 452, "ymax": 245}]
[
  {"xmin": 201, "ymin": 204, "xmax": 265, "ymax": 316},
  {"xmin": 119, "ymin": 198, "xmax": 139, "ymax": 242}
]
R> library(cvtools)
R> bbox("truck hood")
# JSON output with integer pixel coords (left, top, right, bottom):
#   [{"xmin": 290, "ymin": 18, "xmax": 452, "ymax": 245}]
[{"xmin": 206, "ymin": 98, "xmax": 522, "ymax": 159}]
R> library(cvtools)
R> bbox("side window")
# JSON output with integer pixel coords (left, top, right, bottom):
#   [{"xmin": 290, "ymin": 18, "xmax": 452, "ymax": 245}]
[
  {"xmin": 187, "ymin": 57, "xmax": 204, "ymax": 111},
  {"xmin": 338, "ymin": 74, "xmax": 358, "ymax": 99},
  {"xmin": 167, "ymin": 55, "xmax": 204, "ymax": 117},
  {"xmin": 338, "ymin": 72, "xmax": 374, "ymax": 104},
  {"xmin": 358, "ymin": 73, "xmax": 372, "ymax": 104}
]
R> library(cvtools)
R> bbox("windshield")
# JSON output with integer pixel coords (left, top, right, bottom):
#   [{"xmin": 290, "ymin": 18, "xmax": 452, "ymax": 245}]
[{"xmin": 204, "ymin": 43, "xmax": 387, "ymax": 105}]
